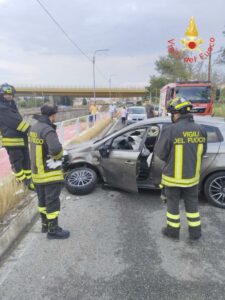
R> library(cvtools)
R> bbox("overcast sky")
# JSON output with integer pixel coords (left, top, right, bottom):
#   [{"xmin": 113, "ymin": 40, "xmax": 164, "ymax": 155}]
[{"xmin": 0, "ymin": 0, "xmax": 224, "ymax": 88}]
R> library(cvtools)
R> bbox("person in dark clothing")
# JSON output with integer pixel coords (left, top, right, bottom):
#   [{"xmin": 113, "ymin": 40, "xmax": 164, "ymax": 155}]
[
  {"xmin": 155, "ymin": 97, "xmax": 207, "ymax": 240},
  {"xmin": 0, "ymin": 83, "xmax": 34, "ymax": 190},
  {"xmin": 29, "ymin": 104, "xmax": 70, "ymax": 239},
  {"xmin": 145, "ymin": 100, "xmax": 155, "ymax": 118}
]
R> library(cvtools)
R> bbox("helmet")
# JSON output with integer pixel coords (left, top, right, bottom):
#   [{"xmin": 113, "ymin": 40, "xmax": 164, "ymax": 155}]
[
  {"xmin": 0, "ymin": 83, "xmax": 16, "ymax": 95},
  {"xmin": 167, "ymin": 97, "xmax": 192, "ymax": 114}
]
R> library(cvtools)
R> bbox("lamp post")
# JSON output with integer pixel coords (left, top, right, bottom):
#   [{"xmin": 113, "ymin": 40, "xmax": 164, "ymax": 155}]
[
  {"xmin": 109, "ymin": 74, "xmax": 117, "ymax": 102},
  {"xmin": 93, "ymin": 49, "xmax": 109, "ymax": 102}
]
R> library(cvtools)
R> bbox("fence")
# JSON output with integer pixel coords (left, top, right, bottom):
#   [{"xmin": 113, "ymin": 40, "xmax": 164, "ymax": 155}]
[
  {"xmin": 56, "ymin": 112, "xmax": 110, "ymax": 146},
  {"xmin": 0, "ymin": 112, "xmax": 110, "ymax": 180}
]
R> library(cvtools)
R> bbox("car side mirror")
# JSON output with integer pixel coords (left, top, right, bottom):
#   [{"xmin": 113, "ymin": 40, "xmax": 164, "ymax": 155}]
[
  {"xmin": 99, "ymin": 144, "xmax": 111, "ymax": 158},
  {"xmin": 216, "ymin": 89, "xmax": 220, "ymax": 101}
]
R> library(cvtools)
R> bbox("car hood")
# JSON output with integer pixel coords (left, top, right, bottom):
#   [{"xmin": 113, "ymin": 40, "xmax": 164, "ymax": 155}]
[
  {"xmin": 66, "ymin": 141, "xmax": 95, "ymax": 154},
  {"xmin": 128, "ymin": 113, "xmax": 146, "ymax": 118}
]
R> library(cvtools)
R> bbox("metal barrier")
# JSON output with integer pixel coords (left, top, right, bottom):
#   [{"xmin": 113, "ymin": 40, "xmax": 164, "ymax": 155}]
[
  {"xmin": 0, "ymin": 112, "xmax": 111, "ymax": 179},
  {"xmin": 56, "ymin": 112, "xmax": 110, "ymax": 145}
]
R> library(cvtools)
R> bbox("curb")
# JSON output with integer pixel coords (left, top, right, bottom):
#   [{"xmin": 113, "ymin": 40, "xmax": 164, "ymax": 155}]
[
  {"xmin": 0, "ymin": 117, "xmax": 119, "ymax": 260},
  {"xmin": 0, "ymin": 193, "xmax": 37, "ymax": 260}
]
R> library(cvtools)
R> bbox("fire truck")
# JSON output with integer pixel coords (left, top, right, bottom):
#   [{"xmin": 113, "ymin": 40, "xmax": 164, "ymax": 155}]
[{"xmin": 159, "ymin": 81, "xmax": 220, "ymax": 116}]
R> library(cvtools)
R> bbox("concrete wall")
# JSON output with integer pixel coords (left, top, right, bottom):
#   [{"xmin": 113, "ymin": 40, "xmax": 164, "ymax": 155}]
[{"xmin": 21, "ymin": 107, "xmax": 89, "ymax": 123}]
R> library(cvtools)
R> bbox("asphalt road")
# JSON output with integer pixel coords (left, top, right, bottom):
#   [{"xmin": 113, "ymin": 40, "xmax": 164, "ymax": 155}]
[
  {"xmin": 1, "ymin": 119, "xmax": 225, "ymax": 300},
  {"xmin": 0, "ymin": 186, "xmax": 225, "ymax": 300}
]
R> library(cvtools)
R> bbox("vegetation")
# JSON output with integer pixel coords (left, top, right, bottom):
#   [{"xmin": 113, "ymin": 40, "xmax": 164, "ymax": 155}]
[
  {"xmin": 0, "ymin": 177, "xmax": 27, "ymax": 219},
  {"xmin": 216, "ymin": 27, "xmax": 225, "ymax": 64}
]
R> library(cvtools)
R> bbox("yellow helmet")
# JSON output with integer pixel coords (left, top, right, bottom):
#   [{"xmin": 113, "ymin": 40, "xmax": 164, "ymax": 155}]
[{"xmin": 167, "ymin": 97, "xmax": 192, "ymax": 114}]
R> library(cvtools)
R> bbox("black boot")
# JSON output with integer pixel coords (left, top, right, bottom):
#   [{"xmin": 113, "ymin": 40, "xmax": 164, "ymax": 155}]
[
  {"xmin": 40, "ymin": 213, "xmax": 48, "ymax": 233},
  {"xmin": 189, "ymin": 227, "xmax": 201, "ymax": 240},
  {"xmin": 47, "ymin": 218, "xmax": 70, "ymax": 240},
  {"xmin": 162, "ymin": 226, "xmax": 180, "ymax": 240}
]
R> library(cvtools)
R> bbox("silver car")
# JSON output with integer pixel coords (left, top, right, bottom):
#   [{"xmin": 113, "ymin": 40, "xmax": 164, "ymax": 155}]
[
  {"xmin": 126, "ymin": 106, "xmax": 147, "ymax": 125},
  {"xmin": 64, "ymin": 116, "xmax": 225, "ymax": 209}
]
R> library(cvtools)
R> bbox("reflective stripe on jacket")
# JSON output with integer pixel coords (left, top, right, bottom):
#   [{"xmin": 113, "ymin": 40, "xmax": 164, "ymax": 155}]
[
  {"xmin": 0, "ymin": 98, "xmax": 30, "ymax": 147},
  {"xmin": 155, "ymin": 114, "xmax": 207, "ymax": 187},
  {"xmin": 29, "ymin": 115, "xmax": 64, "ymax": 185}
]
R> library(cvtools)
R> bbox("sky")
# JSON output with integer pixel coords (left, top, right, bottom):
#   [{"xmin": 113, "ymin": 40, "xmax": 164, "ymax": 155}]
[{"xmin": 0, "ymin": 0, "xmax": 224, "ymax": 88}]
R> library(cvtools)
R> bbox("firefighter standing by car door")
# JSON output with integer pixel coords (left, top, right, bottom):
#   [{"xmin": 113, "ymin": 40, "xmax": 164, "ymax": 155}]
[
  {"xmin": 155, "ymin": 97, "xmax": 207, "ymax": 240},
  {"xmin": 0, "ymin": 83, "xmax": 34, "ymax": 190},
  {"xmin": 29, "ymin": 104, "xmax": 70, "ymax": 239}
]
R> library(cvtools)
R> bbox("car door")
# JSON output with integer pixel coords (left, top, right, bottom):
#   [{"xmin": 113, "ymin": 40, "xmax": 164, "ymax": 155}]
[
  {"xmin": 200, "ymin": 124, "xmax": 222, "ymax": 173},
  {"xmin": 99, "ymin": 128, "xmax": 147, "ymax": 192},
  {"xmin": 146, "ymin": 124, "xmax": 165, "ymax": 187}
]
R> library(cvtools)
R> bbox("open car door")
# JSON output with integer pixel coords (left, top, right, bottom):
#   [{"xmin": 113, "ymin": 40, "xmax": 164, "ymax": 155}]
[{"xmin": 99, "ymin": 128, "xmax": 147, "ymax": 193}]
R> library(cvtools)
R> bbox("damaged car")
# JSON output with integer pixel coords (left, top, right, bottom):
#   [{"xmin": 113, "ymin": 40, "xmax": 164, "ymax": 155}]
[{"xmin": 63, "ymin": 116, "xmax": 225, "ymax": 209}]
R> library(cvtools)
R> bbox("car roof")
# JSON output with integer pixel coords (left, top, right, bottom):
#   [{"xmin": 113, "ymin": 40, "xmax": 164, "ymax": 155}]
[
  {"xmin": 95, "ymin": 115, "xmax": 225, "ymax": 145},
  {"xmin": 126, "ymin": 115, "xmax": 225, "ymax": 127},
  {"xmin": 128, "ymin": 106, "xmax": 145, "ymax": 109}
]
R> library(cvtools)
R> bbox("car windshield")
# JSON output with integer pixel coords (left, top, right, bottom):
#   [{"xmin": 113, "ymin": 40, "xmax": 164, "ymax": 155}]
[
  {"xmin": 175, "ymin": 86, "xmax": 211, "ymax": 103},
  {"xmin": 128, "ymin": 107, "xmax": 145, "ymax": 114}
]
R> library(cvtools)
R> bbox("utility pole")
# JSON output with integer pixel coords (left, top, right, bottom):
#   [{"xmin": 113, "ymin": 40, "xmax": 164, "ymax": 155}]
[
  {"xmin": 208, "ymin": 51, "xmax": 212, "ymax": 82},
  {"xmin": 92, "ymin": 49, "xmax": 109, "ymax": 102},
  {"xmin": 109, "ymin": 74, "xmax": 117, "ymax": 102}
]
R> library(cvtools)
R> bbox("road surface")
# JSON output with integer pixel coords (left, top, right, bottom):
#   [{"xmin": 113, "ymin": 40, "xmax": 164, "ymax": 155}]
[{"xmin": 0, "ymin": 186, "xmax": 225, "ymax": 300}]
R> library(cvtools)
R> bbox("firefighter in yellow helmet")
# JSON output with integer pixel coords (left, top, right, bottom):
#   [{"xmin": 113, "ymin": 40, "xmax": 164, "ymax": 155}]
[
  {"xmin": 0, "ymin": 83, "xmax": 34, "ymax": 190},
  {"xmin": 155, "ymin": 97, "xmax": 207, "ymax": 240},
  {"xmin": 29, "ymin": 104, "xmax": 70, "ymax": 239}
]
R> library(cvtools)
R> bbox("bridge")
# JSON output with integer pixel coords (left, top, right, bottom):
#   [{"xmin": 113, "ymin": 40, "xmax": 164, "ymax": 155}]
[{"xmin": 15, "ymin": 86, "xmax": 146, "ymax": 98}]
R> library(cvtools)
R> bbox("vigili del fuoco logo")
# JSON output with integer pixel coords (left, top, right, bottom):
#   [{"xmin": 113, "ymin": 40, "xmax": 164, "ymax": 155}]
[{"xmin": 167, "ymin": 17, "xmax": 215, "ymax": 63}]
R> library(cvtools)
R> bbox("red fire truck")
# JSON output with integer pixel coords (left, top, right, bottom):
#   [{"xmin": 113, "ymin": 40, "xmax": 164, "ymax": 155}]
[{"xmin": 159, "ymin": 81, "xmax": 220, "ymax": 116}]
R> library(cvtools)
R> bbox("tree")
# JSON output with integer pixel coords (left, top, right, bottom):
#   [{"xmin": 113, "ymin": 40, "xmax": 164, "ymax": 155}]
[
  {"xmin": 216, "ymin": 27, "xmax": 225, "ymax": 64},
  {"xmin": 155, "ymin": 50, "xmax": 192, "ymax": 81},
  {"xmin": 146, "ymin": 76, "xmax": 170, "ymax": 102}
]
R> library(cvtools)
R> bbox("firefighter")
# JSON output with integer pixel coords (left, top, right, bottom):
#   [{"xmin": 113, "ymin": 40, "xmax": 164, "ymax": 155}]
[
  {"xmin": 0, "ymin": 83, "xmax": 34, "ymax": 190},
  {"xmin": 29, "ymin": 104, "xmax": 70, "ymax": 239},
  {"xmin": 155, "ymin": 97, "xmax": 207, "ymax": 240}
]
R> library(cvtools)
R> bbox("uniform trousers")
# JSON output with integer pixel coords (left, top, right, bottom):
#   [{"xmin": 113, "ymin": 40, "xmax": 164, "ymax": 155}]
[
  {"xmin": 165, "ymin": 185, "xmax": 201, "ymax": 238},
  {"xmin": 6, "ymin": 147, "xmax": 31, "ymax": 182},
  {"xmin": 36, "ymin": 183, "xmax": 62, "ymax": 220}
]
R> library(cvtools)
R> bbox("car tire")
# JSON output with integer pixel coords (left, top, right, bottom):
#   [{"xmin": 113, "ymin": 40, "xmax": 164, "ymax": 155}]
[
  {"xmin": 65, "ymin": 167, "xmax": 97, "ymax": 195},
  {"xmin": 204, "ymin": 172, "xmax": 225, "ymax": 209}
]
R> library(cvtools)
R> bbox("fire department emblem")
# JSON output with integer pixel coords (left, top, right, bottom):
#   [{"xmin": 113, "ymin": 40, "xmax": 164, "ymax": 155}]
[{"xmin": 181, "ymin": 16, "xmax": 203, "ymax": 52}]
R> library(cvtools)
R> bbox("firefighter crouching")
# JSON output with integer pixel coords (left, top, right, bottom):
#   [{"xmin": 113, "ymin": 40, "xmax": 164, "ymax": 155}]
[
  {"xmin": 29, "ymin": 104, "xmax": 70, "ymax": 239},
  {"xmin": 0, "ymin": 83, "xmax": 34, "ymax": 190},
  {"xmin": 155, "ymin": 97, "xmax": 207, "ymax": 240}
]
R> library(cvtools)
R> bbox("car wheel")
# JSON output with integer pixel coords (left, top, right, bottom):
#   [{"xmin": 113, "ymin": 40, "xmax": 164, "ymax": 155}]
[
  {"xmin": 204, "ymin": 172, "xmax": 225, "ymax": 209},
  {"xmin": 65, "ymin": 167, "xmax": 97, "ymax": 195}
]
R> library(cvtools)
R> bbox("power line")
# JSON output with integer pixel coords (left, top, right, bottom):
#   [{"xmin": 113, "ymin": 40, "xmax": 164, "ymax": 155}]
[
  {"xmin": 35, "ymin": 0, "xmax": 92, "ymax": 62},
  {"xmin": 35, "ymin": 0, "xmax": 109, "ymax": 81}
]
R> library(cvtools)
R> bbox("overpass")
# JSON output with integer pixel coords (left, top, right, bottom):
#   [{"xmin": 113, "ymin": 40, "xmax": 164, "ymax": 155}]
[{"xmin": 15, "ymin": 86, "xmax": 146, "ymax": 98}]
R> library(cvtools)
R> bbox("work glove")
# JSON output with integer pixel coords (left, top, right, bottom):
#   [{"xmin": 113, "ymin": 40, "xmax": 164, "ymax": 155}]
[{"xmin": 46, "ymin": 158, "xmax": 62, "ymax": 169}]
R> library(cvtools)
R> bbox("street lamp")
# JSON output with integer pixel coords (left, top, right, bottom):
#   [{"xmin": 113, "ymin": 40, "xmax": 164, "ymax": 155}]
[
  {"xmin": 109, "ymin": 74, "xmax": 117, "ymax": 102},
  {"xmin": 93, "ymin": 49, "xmax": 109, "ymax": 101}
]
